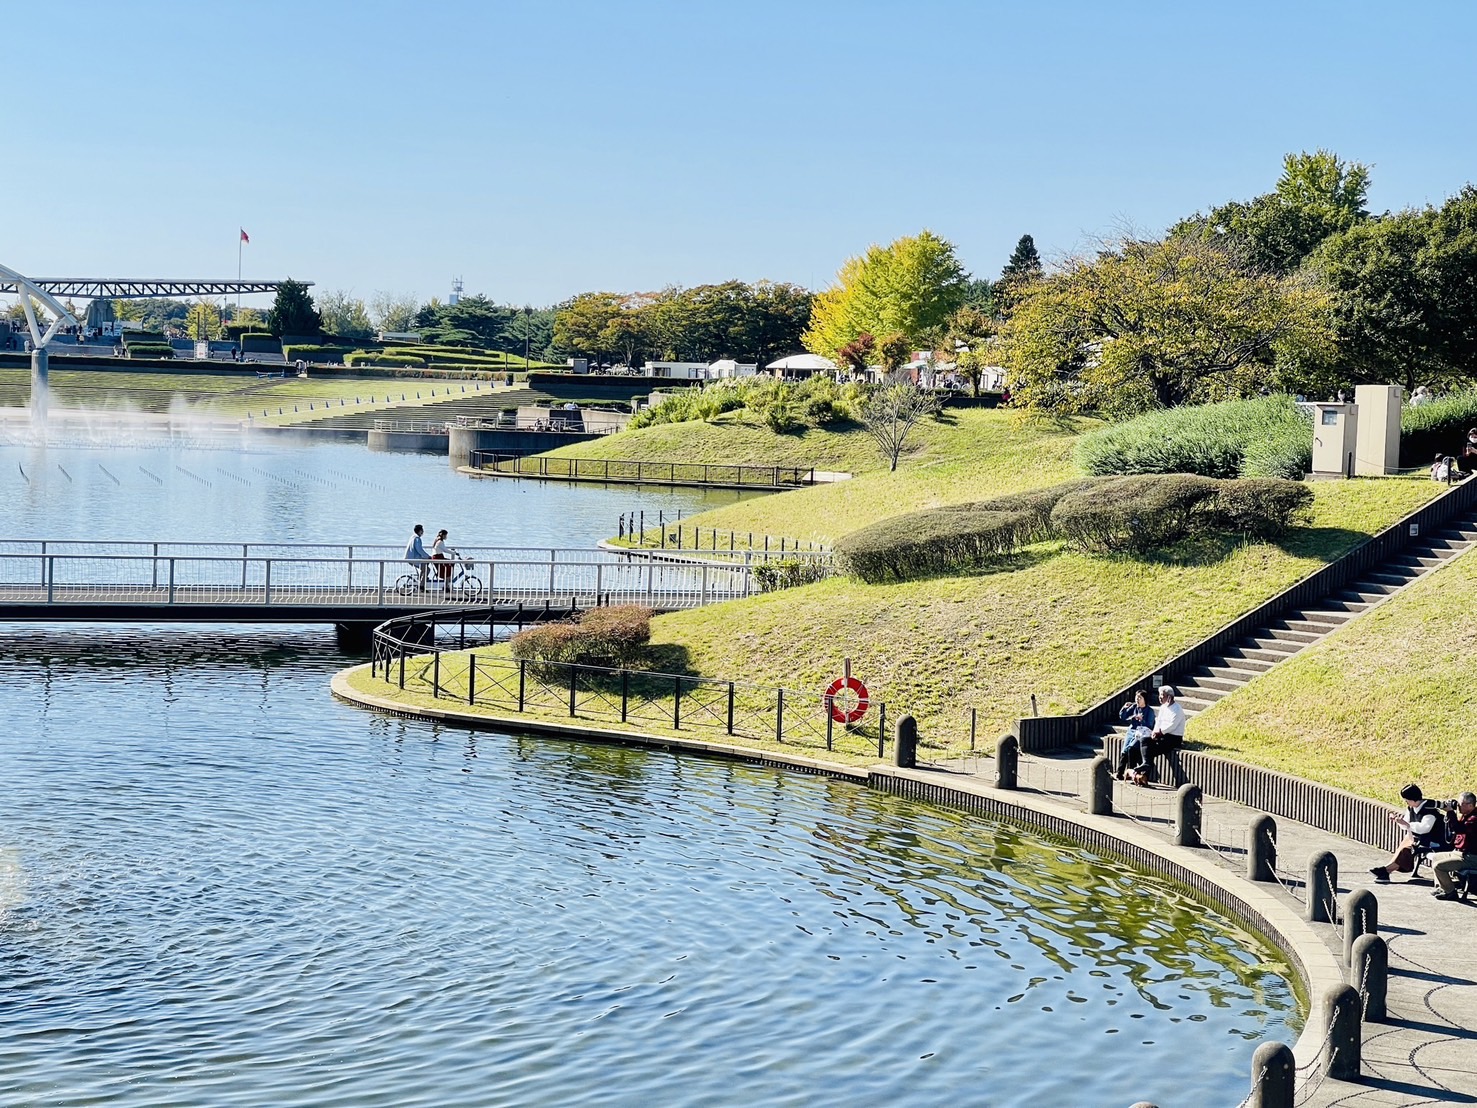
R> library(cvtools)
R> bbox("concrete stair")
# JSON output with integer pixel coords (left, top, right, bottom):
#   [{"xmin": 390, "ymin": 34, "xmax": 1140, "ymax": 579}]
[{"xmin": 1096, "ymin": 516, "xmax": 1477, "ymax": 756}]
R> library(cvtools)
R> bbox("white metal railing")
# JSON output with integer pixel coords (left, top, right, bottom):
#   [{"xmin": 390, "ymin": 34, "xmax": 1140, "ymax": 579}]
[
  {"xmin": 0, "ymin": 540, "xmax": 639, "ymax": 564},
  {"xmin": 0, "ymin": 551, "xmax": 751, "ymax": 611}
]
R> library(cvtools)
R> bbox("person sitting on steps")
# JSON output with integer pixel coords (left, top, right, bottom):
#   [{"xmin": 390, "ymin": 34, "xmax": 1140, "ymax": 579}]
[
  {"xmin": 1433, "ymin": 792, "xmax": 1477, "ymax": 900},
  {"xmin": 1117, "ymin": 690, "xmax": 1156, "ymax": 781},
  {"xmin": 1129, "ymin": 685, "xmax": 1186, "ymax": 786},
  {"xmin": 1370, "ymin": 784, "xmax": 1446, "ymax": 882}
]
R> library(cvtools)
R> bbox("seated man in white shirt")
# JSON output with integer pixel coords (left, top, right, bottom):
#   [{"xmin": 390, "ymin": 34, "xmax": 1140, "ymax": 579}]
[{"xmin": 1130, "ymin": 685, "xmax": 1187, "ymax": 785}]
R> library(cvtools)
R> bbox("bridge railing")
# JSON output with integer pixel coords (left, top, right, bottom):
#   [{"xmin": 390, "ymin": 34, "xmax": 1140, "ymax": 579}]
[
  {"xmin": 0, "ymin": 540, "xmax": 637, "ymax": 564},
  {"xmin": 0, "ymin": 553, "xmax": 752, "ymax": 609}
]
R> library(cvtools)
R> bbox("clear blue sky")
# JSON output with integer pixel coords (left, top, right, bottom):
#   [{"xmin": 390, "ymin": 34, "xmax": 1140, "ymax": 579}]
[{"xmin": 8, "ymin": 0, "xmax": 1476, "ymax": 311}]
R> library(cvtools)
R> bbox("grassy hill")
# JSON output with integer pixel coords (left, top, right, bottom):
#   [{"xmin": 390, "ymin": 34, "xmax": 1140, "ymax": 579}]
[
  {"xmin": 1188, "ymin": 544, "xmax": 1477, "ymax": 801},
  {"xmin": 357, "ymin": 403, "xmax": 1445, "ymax": 768}
]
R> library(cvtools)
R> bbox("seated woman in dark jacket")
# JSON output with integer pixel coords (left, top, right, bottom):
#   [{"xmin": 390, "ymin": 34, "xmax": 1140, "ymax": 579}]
[{"xmin": 1117, "ymin": 690, "xmax": 1156, "ymax": 781}]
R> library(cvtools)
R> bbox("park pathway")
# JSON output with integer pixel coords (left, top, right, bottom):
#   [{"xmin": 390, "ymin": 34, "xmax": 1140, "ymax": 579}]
[{"xmin": 936, "ymin": 748, "xmax": 1477, "ymax": 1106}]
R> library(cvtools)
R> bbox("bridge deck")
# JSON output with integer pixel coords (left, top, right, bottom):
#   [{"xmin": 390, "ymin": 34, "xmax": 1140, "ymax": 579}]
[{"xmin": 0, "ymin": 542, "xmax": 752, "ymax": 624}]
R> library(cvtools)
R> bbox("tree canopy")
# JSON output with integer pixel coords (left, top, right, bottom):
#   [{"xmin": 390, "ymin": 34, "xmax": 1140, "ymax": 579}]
[
  {"xmin": 316, "ymin": 290, "xmax": 375, "ymax": 339},
  {"xmin": 1175, "ymin": 150, "xmax": 1372, "ymax": 275},
  {"xmin": 1000, "ymin": 234, "xmax": 1333, "ymax": 414},
  {"xmin": 1314, "ymin": 186, "xmax": 1477, "ymax": 392},
  {"xmin": 802, "ymin": 230, "xmax": 967, "ymax": 361}
]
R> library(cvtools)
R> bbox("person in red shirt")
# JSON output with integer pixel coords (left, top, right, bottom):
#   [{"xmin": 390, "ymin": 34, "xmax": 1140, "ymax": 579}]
[{"xmin": 1433, "ymin": 792, "xmax": 1477, "ymax": 900}]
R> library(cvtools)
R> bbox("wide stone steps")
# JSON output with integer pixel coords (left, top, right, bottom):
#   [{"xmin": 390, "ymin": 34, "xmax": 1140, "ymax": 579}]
[{"xmin": 1142, "ymin": 505, "xmax": 1477, "ymax": 729}]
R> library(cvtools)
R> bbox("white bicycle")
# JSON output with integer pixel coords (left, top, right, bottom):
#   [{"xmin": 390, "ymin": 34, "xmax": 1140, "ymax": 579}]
[{"xmin": 395, "ymin": 550, "xmax": 484, "ymax": 599}]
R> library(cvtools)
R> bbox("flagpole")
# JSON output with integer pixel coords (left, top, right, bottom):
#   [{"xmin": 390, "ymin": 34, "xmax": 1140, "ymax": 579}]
[{"xmin": 237, "ymin": 232, "xmax": 242, "ymax": 320}]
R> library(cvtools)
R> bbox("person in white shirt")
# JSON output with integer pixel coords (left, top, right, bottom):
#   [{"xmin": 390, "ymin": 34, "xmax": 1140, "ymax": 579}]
[
  {"xmin": 1128, "ymin": 686, "xmax": 1187, "ymax": 785},
  {"xmin": 429, "ymin": 528, "xmax": 453, "ymax": 583},
  {"xmin": 1370, "ymin": 784, "xmax": 1444, "ymax": 882}
]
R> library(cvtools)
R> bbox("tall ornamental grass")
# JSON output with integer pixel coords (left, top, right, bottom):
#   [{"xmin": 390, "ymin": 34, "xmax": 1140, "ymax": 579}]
[
  {"xmin": 1400, "ymin": 390, "xmax": 1477, "ymax": 465},
  {"xmin": 1073, "ymin": 396, "xmax": 1312, "ymax": 480}
]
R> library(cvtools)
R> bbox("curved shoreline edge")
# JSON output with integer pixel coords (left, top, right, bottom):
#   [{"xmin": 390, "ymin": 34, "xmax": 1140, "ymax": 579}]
[{"xmin": 331, "ymin": 663, "xmax": 1340, "ymax": 1072}]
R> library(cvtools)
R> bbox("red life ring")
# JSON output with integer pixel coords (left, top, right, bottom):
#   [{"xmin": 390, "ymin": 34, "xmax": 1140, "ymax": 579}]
[{"xmin": 824, "ymin": 675, "xmax": 870, "ymax": 724}]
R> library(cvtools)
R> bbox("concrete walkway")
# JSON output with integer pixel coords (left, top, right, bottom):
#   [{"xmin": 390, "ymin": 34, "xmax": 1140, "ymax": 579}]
[{"xmin": 940, "ymin": 748, "xmax": 1477, "ymax": 1106}]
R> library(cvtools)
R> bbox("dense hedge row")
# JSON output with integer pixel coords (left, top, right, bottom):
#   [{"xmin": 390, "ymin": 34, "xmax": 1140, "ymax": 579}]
[
  {"xmin": 507, "ymin": 605, "xmax": 652, "ymax": 667},
  {"xmin": 124, "ymin": 343, "xmax": 175, "ymax": 359},
  {"xmin": 282, "ymin": 344, "xmax": 357, "ymax": 363},
  {"xmin": 344, "ymin": 352, "xmax": 427, "ymax": 367},
  {"xmin": 752, "ymin": 559, "xmax": 833, "ymax": 592},
  {"xmin": 1400, "ymin": 390, "xmax": 1477, "ymax": 465},
  {"xmin": 834, "ymin": 475, "xmax": 1313, "ymax": 581}
]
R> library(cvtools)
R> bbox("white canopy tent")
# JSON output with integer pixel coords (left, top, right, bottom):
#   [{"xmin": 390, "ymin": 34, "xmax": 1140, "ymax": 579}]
[{"xmin": 765, "ymin": 353, "xmax": 837, "ymax": 376}]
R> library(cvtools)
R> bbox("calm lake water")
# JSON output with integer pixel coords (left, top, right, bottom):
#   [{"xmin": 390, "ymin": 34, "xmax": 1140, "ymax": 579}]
[{"xmin": 0, "ymin": 431, "xmax": 1300, "ymax": 1106}]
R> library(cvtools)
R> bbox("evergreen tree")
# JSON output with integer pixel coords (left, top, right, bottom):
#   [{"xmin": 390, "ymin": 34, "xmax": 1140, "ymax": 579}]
[
  {"xmin": 267, "ymin": 279, "xmax": 322, "ymax": 337},
  {"xmin": 999, "ymin": 235, "xmax": 1043, "ymax": 285}
]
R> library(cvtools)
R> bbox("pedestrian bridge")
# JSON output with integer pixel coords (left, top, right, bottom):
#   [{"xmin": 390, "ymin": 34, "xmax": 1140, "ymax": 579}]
[{"xmin": 0, "ymin": 541, "xmax": 753, "ymax": 625}]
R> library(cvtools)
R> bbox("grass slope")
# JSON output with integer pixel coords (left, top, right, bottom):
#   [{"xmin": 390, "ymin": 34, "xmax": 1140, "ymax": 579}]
[
  {"xmin": 647, "ymin": 478, "xmax": 1440, "ymax": 752},
  {"xmin": 1188, "ymin": 543, "xmax": 1477, "ymax": 801}
]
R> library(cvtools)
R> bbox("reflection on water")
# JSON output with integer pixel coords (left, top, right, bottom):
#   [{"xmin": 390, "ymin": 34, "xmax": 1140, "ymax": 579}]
[
  {"xmin": 0, "ymin": 438, "xmax": 742, "ymax": 549},
  {"xmin": 0, "ymin": 627, "xmax": 1300, "ymax": 1106}
]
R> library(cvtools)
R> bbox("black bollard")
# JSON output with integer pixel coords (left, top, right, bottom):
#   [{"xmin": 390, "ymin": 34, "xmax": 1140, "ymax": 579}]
[
  {"xmin": 1307, "ymin": 850, "xmax": 1338, "ymax": 924},
  {"xmin": 1349, "ymin": 933, "xmax": 1388, "ymax": 1022},
  {"xmin": 1174, "ymin": 783, "xmax": 1202, "ymax": 847},
  {"xmin": 892, "ymin": 715, "xmax": 917, "ymax": 769},
  {"xmin": 1248, "ymin": 813, "xmax": 1277, "ymax": 883},
  {"xmin": 1343, "ymin": 888, "xmax": 1378, "ymax": 969},
  {"xmin": 1320, "ymin": 982, "xmax": 1362, "ymax": 1080},
  {"xmin": 1248, "ymin": 1041, "xmax": 1295, "ymax": 1108},
  {"xmin": 1089, "ymin": 755, "xmax": 1112, "ymax": 816},
  {"xmin": 995, "ymin": 734, "xmax": 1018, "ymax": 790}
]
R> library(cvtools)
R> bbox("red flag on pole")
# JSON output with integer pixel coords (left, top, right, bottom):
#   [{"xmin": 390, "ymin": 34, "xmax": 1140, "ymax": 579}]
[{"xmin": 240, "ymin": 229, "xmax": 250, "ymax": 243}]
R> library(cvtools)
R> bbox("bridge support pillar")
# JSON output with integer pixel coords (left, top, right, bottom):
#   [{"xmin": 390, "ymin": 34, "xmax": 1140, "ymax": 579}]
[
  {"xmin": 30, "ymin": 346, "xmax": 48, "ymax": 423},
  {"xmin": 335, "ymin": 621, "xmax": 377, "ymax": 654}
]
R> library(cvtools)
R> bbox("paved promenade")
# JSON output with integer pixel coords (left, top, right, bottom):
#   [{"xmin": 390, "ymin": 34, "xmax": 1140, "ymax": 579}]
[{"xmin": 942, "ymin": 749, "xmax": 1477, "ymax": 1106}]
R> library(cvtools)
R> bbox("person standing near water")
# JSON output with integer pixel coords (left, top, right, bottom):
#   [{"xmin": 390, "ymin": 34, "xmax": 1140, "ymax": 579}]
[{"xmin": 404, "ymin": 524, "xmax": 429, "ymax": 589}]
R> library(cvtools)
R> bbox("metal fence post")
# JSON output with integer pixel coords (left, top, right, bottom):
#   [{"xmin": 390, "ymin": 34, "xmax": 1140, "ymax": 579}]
[
  {"xmin": 701, "ymin": 564, "xmax": 708, "ymax": 606},
  {"xmin": 877, "ymin": 702, "xmax": 886, "ymax": 758},
  {"xmin": 518, "ymin": 659, "xmax": 526, "ymax": 710},
  {"xmin": 45, "ymin": 555, "xmax": 54, "ymax": 603},
  {"xmin": 826, "ymin": 706, "xmax": 833, "ymax": 751},
  {"xmin": 241, "ymin": 544, "xmax": 248, "ymax": 589},
  {"xmin": 168, "ymin": 558, "xmax": 176, "ymax": 604},
  {"xmin": 432, "ymin": 651, "xmax": 440, "ymax": 697},
  {"xmin": 467, "ymin": 655, "xmax": 476, "ymax": 704},
  {"xmin": 673, "ymin": 676, "xmax": 682, "ymax": 729},
  {"xmin": 378, "ymin": 559, "xmax": 385, "ymax": 606},
  {"xmin": 595, "ymin": 562, "xmax": 603, "ymax": 604},
  {"xmin": 775, "ymin": 688, "xmax": 784, "ymax": 742},
  {"xmin": 264, "ymin": 559, "xmax": 272, "ymax": 605},
  {"xmin": 621, "ymin": 670, "xmax": 630, "ymax": 722},
  {"xmin": 569, "ymin": 665, "xmax": 577, "ymax": 716},
  {"xmin": 727, "ymin": 682, "xmax": 735, "ymax": 734},
  {"xmin": 399, "ymin": 642, "xmax": 406, "ymax": 689}
]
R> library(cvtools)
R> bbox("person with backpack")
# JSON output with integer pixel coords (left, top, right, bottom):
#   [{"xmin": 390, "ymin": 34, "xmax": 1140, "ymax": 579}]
[{"xmin": 1370, "ymin": 784, "xmax": 1447, "ymax": 882}]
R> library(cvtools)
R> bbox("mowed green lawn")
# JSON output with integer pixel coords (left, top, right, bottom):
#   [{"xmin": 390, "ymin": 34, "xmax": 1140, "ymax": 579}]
[
  {"xmin": 647, "ymin": 477, "xmax": 1440, "ymax": 752},
  {"xmin": 546, "ymin": 408, "xmax": 1094, "ymax": 542},
  {"xmin": 1189, "ymin": 543, "xmax": 1477, "ymax": 801}
]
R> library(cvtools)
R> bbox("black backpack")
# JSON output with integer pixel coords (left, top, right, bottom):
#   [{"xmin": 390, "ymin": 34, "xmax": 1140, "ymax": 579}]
[{"xmin": 1415, "ymin": 800, "xmax": 1450, "ymax": 850}]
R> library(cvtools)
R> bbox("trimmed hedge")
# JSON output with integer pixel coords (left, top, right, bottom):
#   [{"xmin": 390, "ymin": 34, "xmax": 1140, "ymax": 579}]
[
  {"xmin": 124, "ymin": 343, "xmax": 175, "ymax": 359},
  {"xmin": 752, "ymin": 559, "xmax": 832, "ymax": 592},
  {"xmin": 1400, "ymin": 390, "xmax": 1477, "ymax": 466},
  {"xmin": 834, "ymin": 475, "xmax": 1313, "ymax": 580},
  {"xmin": 508, "ymin": 605, "xmax": 652, "ymax": 667},
  {"xmin": 282, "ymin": 344, "xmax": 357, "ymax": 363},
  {"xmin": 833, "ymin": 481, "xmax": 1092, "ymax": 582},
  {"xmin": 345, "ymin": 352, "xmax": 426, "ymax": 368}
]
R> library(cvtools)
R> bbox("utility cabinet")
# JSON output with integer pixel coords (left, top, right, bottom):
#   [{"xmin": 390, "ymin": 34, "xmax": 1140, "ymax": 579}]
[
  {"xmin": 1311, "ymin": 402, "xmax": 1358, "ymax": 477},
  {"xmin": 1354, "ymin": 384, "xmax": 1403, "ymax": 475}
]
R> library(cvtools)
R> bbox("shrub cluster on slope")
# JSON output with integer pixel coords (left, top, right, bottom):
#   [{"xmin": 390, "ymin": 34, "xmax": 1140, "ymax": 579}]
[
  {"xmin": 834, "ymin": 474, "xmax": 1313, "ymax": 581},
  {"xmin": 508, "ymin": 606, "xmax": 652, "ymax": 668},
  {"xmin": 629, "ymin": 376, "xmax": 867, "ymax": 432}
]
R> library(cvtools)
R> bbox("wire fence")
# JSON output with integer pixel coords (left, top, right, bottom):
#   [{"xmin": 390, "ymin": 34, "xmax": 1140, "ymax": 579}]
[
  {"xmin": 615, "ymin": 512, "xmax": 830, "ymax": 560},
  {"xmin": 370, "ymin": 610, "xmax": 889, "ymax": 760},
  {"xmin": 477, "ymin": 455, "xmax": 814, "ymax": 488}
]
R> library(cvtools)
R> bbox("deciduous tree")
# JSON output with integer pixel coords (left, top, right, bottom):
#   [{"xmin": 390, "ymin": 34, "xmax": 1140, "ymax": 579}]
[
  {"xmin": 861, "ymin": 383, "xmax": 942, "ymax": 471},
  {"xmin": 803, "ymin": 230, "xmax": 967, "ymax": 361},
  {"xmin": 1000, "ymin": 234, "xmax": 1333, "ymax": 415},
  {"xmin": 316, "ymin": 290, "xmax": 375, "ymax": 339}
]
